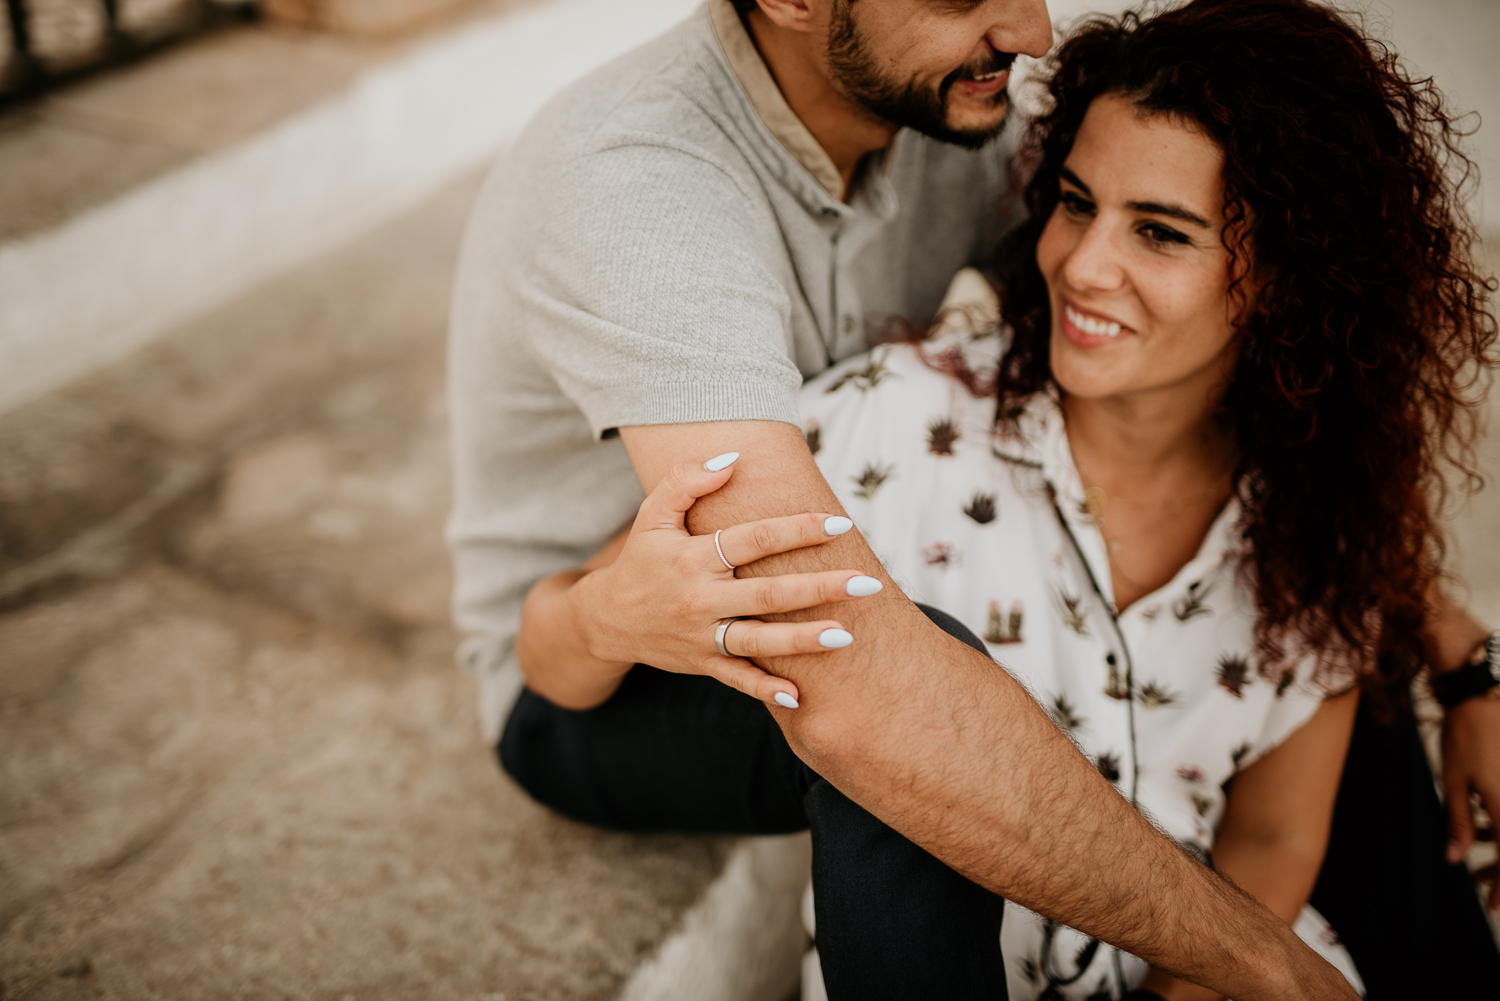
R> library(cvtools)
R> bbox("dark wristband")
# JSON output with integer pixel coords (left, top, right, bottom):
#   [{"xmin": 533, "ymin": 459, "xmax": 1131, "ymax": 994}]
[
  {"xmin": 1430, "ymin": 632, "xmax": 1500, "ymax": 709},
  {"xmin": 1121, "ymin": 991, "xmax": 1169, "ymax": 1001}
]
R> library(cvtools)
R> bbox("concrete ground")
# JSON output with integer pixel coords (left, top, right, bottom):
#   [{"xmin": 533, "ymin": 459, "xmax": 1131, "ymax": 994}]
[{"xmin": 0, "ymin": 174, "xmax": 745, "ymax": 1000}]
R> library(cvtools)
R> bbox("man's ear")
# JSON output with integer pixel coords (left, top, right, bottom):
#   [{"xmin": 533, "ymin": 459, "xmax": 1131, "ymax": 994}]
[{"xmin": 753, "ymin": 0, "xmax": 818, "ymax": 33}]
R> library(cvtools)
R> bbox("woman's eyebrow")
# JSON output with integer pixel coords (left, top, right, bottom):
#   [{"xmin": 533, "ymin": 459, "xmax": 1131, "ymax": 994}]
[
  {"xmin": 1059, "ymin": 166, "xmax": 1091, "ymax": 194},
  {"xmin": 1060, "ymin": 165, "xmax": 1210, "ymax": 228},
  {"xmin": 1125, "ymin": 199, "xmax": 1211, "ymax": 228}
]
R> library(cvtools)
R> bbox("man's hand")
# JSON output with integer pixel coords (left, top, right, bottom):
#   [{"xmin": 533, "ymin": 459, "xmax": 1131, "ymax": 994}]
[{"xmin": 1443, "ymin": 694, "xmax": 1500, "ymax": 908}]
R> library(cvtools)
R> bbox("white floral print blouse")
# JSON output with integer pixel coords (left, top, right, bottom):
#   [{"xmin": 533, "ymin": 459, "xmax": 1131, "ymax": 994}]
[{"xmin": 796, "ymin": 271, "xmax": 1362, "ymax": 1000}]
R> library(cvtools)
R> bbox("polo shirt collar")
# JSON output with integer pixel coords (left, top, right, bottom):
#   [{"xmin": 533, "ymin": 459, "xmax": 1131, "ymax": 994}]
[{"xmin": 707, "ymin": 0, "xmax": 897, "ymax": 209}]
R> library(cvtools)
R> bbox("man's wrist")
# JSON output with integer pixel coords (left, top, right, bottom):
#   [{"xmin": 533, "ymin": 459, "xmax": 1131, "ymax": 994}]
[
  {"xmin": 1213, "ymin": 913, "xmax": 1361, "ymax": 1001},
  {"xmin": 565, "ymin": 569, "xmax": 633, "ymax": 674}
]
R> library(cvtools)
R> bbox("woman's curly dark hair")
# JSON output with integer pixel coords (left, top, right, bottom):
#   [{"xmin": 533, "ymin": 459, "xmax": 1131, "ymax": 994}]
[{"xmin": 991, "ymin": 0, "xmax": 1497, "ymax": 709}]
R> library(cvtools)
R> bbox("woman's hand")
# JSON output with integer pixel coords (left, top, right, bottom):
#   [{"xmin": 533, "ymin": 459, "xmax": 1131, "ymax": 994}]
[
  {"xmin": 1425, "ymin": 591, "xmax": 1500, "ymax": 906},
  {"xmin": 1442, "ymin": 695, "xmax": 1500, "ymax": 908},
  {"xmin": 572, "ymin": 452, "xmax": 883, "ymax": 706},
  {"xmin": 516, "ymin": 451, "xmax": 882, "ymax": 712}
]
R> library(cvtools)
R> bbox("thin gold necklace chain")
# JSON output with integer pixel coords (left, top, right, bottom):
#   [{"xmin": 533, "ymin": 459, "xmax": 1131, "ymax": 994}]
[
  {"xmin": 1076, "ymin": 465, "xmax": 1231, "ymax": 515},
  {"xmin": 1074, "ymin": 461, "xmax": 1233, "ymax": 596}
]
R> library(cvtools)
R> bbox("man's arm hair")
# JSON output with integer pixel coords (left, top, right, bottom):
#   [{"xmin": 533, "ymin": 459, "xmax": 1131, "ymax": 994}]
[{"xmin": 619, "ymin": 418, "xmax": 1355, "ymax": 1001}]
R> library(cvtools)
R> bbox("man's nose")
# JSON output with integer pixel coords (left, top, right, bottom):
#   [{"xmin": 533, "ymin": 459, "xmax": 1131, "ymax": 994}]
[{"xmin": 985, "ymin": 0, "xmax": 1053, "ymax": 59}]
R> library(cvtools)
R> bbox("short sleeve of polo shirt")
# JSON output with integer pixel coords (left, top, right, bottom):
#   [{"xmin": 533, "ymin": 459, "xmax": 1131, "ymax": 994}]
[{"xmin": 519, "ymin": 140, "xmax": 806, "ymax": 439}]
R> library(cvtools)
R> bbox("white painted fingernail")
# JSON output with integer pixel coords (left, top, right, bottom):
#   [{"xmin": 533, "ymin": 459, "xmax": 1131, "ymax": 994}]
[
  {"xmin": 845, "ymin": 576, "xmax": 883, "ymax": 597},
  {"xmin": 704, "ymin": 452, "xmax": 740, "ymax": 472},
  {"xmin": 774, "ymin": 692, "xmax": 800, "ymax": 709},
  {"xmin": 819, "ymin": 628, "xmax": 854, "ymax": 649},
  {"xmin": 823, "ymin": 516, "xmax": 854, "ymax": 536}
]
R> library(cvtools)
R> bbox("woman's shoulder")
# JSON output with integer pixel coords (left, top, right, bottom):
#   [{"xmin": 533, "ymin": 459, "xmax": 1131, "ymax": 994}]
[
  {"xmin": 802, "ymin": 269, "xmax": 1005, "ymax": 406},
  {"xmin": 801, "ymin": 342, "xmax": 945, "ymax": 402},
  {"xmin": 927, "ymin": 267, "xmax": 1002, "ymax": 343}
]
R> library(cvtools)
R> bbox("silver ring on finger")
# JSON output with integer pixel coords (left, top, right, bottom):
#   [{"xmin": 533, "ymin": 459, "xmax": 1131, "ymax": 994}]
[
  {"xmin": 715, "ymin": 618, "xmax": 738, "ymax": 657},
  {"xmin": 714, "ymin": 529, "xmax": 737, "ymax": 571}
]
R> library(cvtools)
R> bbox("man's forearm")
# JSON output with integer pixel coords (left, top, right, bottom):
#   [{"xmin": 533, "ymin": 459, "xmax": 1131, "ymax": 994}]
[
  {"xmin": 516, "ymin": 568, "xmax": 632, "ymax": 710},
  {"xmin": 748, "ymin": 576, "xmax": 1326, "ymax": 998},
  {"xmin": 621, "ymin": 419, "xmax": 1353, "ymax": 999}
]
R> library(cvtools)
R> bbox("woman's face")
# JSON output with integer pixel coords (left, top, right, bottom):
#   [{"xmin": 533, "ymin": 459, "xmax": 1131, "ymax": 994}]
[{"xmin": 1036, "ymin": 94, "xmax": 1246, "ymax": 407}]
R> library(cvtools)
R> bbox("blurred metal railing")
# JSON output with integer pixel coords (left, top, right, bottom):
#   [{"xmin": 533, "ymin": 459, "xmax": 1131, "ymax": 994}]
[{"xmin": 2, "ymin": 0, "xmax": 256, "ymax": 103}]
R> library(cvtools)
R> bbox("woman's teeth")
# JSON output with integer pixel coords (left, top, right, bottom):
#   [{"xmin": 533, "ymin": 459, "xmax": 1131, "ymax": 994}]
[
  {"xmin": 1065, "ymin": 305, "xmax": 1123, "ymax": 338},
  {"xmin": 971, "ymin": 70, "xmax": 1006, "ymax": 82}
]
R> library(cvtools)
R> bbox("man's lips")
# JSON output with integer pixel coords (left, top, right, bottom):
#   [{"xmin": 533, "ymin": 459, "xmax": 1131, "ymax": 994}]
[
  {"xmin": 1059, "ymin": 301, "xmax": 1134, "ymax": 347},
  {"xmin": 955, "ymin": 69, "xmax": 1010, "ymax": 97}
]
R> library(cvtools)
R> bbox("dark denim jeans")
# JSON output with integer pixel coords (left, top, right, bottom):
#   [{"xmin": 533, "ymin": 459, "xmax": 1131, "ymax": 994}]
[
  {"xmin": 500, "ymin": 604, "xmax": 1010, "ymax": 1001},
  {"xmin": 1309, "ymin": 695, "xmax": 1500, "ymax": 998}
]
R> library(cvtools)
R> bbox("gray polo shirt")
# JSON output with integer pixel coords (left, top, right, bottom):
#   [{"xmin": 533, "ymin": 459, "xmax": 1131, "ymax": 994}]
[{"xmin": 448, "ymin": 0, "xmax": 1020, "ymax": 736}]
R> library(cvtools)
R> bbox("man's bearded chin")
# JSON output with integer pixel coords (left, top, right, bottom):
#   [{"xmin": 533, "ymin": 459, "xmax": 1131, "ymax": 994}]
[{"xmin": 826, "ymin": 4, "xmax": 1016, "ymax": 150}]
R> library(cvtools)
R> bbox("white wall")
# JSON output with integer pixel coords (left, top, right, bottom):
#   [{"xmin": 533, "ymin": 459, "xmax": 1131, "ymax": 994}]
[{"xmin": 1034, "ymin": 0, "xmax": 1500, "ymax": 232}]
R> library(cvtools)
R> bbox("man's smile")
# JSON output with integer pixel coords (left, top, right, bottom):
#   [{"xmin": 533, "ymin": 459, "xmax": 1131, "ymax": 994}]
[{"xmin": 954, "ymin": 69, "xmax": 1010, "ymax": 97}]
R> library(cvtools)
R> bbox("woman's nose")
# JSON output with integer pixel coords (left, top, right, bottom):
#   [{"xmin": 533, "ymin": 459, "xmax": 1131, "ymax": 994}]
[{"xmin": 1061, "ymin": 220, "xmax": 1126, "ymax": 294}]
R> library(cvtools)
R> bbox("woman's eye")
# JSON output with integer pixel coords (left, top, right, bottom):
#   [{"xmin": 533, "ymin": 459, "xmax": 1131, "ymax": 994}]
[
  {"xmin": 1059, "ymin": 192, "xmax": 1095, "ymax": 217},
  {"xmin": 1141, "ymin": 222, "xmax": 1190, "ymax": 246}
]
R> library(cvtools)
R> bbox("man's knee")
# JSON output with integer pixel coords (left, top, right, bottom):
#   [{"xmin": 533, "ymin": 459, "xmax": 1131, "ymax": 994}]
[
  {"xmin": 498, "ymin": 688, "xmax": 618, "ymax": 826},
  {"xmin": 917, "ymin": 603, "xmax": 989, "ymax": 657},
  {"xmin": 497, "ymin": 687, "xmax": 550, "ymax": 792}
]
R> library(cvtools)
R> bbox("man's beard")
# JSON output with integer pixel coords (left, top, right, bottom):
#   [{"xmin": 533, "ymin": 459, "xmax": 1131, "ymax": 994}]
[{"xmin": 826, "ymin": 0, "xmax": 1015, "ymax": 150}]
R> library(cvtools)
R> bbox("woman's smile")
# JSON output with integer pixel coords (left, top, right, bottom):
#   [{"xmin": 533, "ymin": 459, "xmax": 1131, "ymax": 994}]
[{"xmin": 1060, "ymin": 299, "xmax": 1131, "ymax": 346}]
